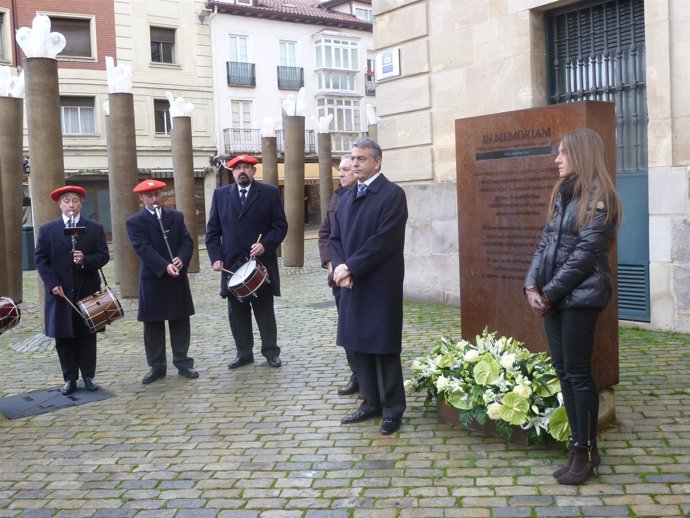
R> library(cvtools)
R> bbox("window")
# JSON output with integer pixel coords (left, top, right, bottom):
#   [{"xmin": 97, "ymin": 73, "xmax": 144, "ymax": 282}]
[
  {"xmin": 60, "ymin": 96, "xmax": 95, "ymax": 135},
  {"xmin": 154, "ymin": 99, "xmax": 172, "ymax": 135},
  {"xmin": 0, "ymin": 12, "xmax": 6, "ymax": 62},
  {"xmin": 365, "ymin": 57, "xmax": 376, "ymax": 95},
  {"xmin": 229, "ymin": 35, "xmax": 249, "ymax": 62},
  {"xmin": 355, "ymin": 8, "xmax": 374, "ymax": 22},
  {"xmin": 316, "ymin": 70, "xmax": 356, "ymax": 92},
  {"xmin": 235, "ymin": 0, "xmax": 252, "ymax": 4},
  {"xmin": 50, "ymin": 17, "xmax": 92, "ymax": 58},
  {"xmin": 279, "ymin": 41, "xmax": 297, "ymax": 66},
  {"xmin": 230, "ymin": 100, "xmax": 252, "ymax": 128},
  {"xmin": 314, "ymin": 37, "xmax": 358, "ymax": 70},
  {"xmin": 150, "ymin": 27, "xmax": 175, "ymax": 64},
  {"xmin": 317, "ymin": 97, "xmax": 361, "ymax": 132}
]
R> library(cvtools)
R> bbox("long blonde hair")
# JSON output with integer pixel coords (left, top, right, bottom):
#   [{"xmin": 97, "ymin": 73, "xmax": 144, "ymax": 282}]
[{"xmin": 547, "ymin": 128, "xmax": 622, "ymax": 230}]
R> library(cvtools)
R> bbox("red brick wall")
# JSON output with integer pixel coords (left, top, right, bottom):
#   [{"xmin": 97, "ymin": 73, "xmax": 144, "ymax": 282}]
[{"xmin": 1, "ymin": 0, "xmax": 115, "ymax": 70}]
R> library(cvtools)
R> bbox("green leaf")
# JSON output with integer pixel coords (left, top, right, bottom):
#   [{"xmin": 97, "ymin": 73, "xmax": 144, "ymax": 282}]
[
  {"xmin": 447, "ymin": 391, "xmax": 473, "ymax": 410},
  {"xmin": 499, "ymin": 392, "xmax": 530, "ymax": 425},
  {"xmin": 473, "ymin": 358, "xmax": 500, "ymax": 386},
  {"xmin": 548, "ymin": 406, "xmax": 571, "ymax": 442}
]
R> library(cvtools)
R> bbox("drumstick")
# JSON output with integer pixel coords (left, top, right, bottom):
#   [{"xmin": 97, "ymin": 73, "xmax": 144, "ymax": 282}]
[
  {"xmin": 58, "ymin": 292, "xmax": 83, "ymax": 317},
  {"xmin": 249, "ymin": 234, "xmax": 263, "ymax": 259},
  {"xmin": 221, "ymin": 267, "xmax": 236, "ymax": 276}
]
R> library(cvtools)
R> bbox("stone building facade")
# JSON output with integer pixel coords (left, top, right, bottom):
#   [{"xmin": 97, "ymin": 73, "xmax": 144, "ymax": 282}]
[{"xmin": 373, "ymin": 0, "xmax": 690, "ymax": 332}]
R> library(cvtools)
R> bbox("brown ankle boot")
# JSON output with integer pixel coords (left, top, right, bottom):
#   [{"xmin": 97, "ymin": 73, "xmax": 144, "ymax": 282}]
[
  {"xmin": 552, "ymin": 447, "xmax": 576, "ymax": 478},
  {"xmin": 557, "ymin": 444, "xmax": 597, "ymax": 485},
  {"xmin": 554, "ymin": 444, "xmax": 600, "ymax": 479}
]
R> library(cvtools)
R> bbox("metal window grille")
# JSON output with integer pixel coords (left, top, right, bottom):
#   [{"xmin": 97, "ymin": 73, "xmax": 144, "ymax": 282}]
[{"xmin": 546, "ymin": 0, "xmax": 649, "ymax": 321}]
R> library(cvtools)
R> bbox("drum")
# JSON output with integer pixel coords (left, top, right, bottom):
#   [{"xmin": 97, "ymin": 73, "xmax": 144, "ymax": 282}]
[
  {"xmin": 77, "ymin": 288, "xmax": 124, "ymax": 333},
  {"xmin": 0, "ymin": 297, "xmax": 21, "ymax": 336},
  {"xmin": 226, "ymin": 258, "xmax": 270, "ymax": 301}
]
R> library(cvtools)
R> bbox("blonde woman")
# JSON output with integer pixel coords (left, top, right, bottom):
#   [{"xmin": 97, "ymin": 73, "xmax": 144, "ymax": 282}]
[{"xmin": 524, "ymin": 128, "xmax": 621, "ymax": 485}]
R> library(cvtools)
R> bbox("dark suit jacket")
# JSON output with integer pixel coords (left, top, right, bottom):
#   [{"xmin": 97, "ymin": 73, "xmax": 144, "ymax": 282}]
[
  {"xmin": 125, "ymin": 207, "xmax": 195, "ymax": 322},
  {"xmin": 35, "ymin": 216, "xmax": 110, "ymax": 338},
  {"xmin": 331, "ymin": 173, "xmax": 408, "ymax": 354},
  {"xmin": 205, "ymin": 181, "xmax": 288, "ymax": 298}
]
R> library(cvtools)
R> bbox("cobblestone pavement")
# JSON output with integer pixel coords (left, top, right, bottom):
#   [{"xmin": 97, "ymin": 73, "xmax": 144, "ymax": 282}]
[{"xmin": 1, "ymin": 238, "xmax": 689, "ymax": 518}]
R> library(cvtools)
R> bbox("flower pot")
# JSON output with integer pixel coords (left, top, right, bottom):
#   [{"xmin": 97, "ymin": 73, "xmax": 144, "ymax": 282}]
[{"xmin": 436, "ymin": 399, "xmax": 533, "ymax": 446}]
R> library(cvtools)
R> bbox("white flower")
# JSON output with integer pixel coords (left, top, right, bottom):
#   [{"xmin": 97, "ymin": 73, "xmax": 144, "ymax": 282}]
[
  {"xmin": 435, "ymin": 374, "xmax": 450, "ymax": 392},
  {"xmin": 487, "ymin": 402, "xmax": 502, "ymax": 420},
  {"xmin": 514, "ymin": 384, "xmax": 532, "ymax": 398},
  {"xmin": 500, "ymin": 353, "xmax": 516, "ymax": 370},
  {"xmin": 464, "ymin": 349, "xmax": 480, "ymax": 363}
]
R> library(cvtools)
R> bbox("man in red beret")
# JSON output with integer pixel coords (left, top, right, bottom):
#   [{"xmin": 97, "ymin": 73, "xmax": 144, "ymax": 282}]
[
  {"xmin": 126, "ymin": 180, "xmax": 199, "ymax": 385},
  {"xmin": 35, "ymin": 185, "xmax": 110, "ymax": 395},
  {"xmin": 206, "ymin": 154, "xmax": 288, "ymax": 369}
]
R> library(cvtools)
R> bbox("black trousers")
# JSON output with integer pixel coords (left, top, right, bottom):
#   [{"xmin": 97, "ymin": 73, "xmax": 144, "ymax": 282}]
[
  {"xmin": 334, "ymin": 287, "xmax": 357, "ymax": 383},
  {"xmin": 55, "ymin": 312, "xmax": 97, "ymax": 382},
  {"xmin": 227, "ymin": 285, "xmax": 279, "ymax": 360},
  {"xmin": 544, "ymin": 307, "xmax": 600, "ymax": 448},
  {"xmin": 353, "ymin": 351, "xmax": 406, "ymax": 419},
  {"xmin": 143, "ymin": 317, "xmax": 194, "ymax": 371}
]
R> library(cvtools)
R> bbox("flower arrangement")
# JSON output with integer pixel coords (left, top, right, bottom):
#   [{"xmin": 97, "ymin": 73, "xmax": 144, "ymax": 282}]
[{"xmin": 405, "ymin": 329, "xmax": 570, "ymax": 443}]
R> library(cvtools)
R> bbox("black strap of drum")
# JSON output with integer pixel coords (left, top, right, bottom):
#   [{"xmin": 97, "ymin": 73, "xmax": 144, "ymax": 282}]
[{"xmin": 99, "ymin": 269, "xmax": 111, "ymax": 289}]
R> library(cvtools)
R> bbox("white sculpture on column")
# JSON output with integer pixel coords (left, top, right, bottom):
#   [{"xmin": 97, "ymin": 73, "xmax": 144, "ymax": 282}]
[{"xmin": 15, "ymin": 14, "xmax": 66, "ymax": 59}]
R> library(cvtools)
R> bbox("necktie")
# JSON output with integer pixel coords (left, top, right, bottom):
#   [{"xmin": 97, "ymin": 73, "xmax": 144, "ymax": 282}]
[
  {"xmin": 356, "ymin": 183, "xmax": 367, "ymax": 198},
  {"xmin": 240, "ymin": 188, "xmax": 247, "ymax": 206}
]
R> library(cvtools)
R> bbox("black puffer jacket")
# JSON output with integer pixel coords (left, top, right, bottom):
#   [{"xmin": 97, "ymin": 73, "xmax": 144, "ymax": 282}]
[{"xmin": 524, "ymin": 177, "xmax": 616, "ymax": 310}]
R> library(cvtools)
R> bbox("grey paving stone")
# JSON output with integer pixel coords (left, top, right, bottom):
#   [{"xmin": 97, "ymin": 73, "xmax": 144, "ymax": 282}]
[{"xmin": 0, "ymin": 239, "xmax": 689, "ymax": 517}]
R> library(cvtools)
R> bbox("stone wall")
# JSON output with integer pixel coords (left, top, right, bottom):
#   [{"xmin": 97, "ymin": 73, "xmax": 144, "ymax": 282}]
[{"xmin": 374, "ymin": 0, "xmax": 690, "ymax": 332}]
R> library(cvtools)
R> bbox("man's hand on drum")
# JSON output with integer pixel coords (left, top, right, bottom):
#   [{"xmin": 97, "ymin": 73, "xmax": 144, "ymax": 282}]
[
  {"xmin": 51, "ymin": 285, "xmax": 65, "ymax": 297},
  {"xmin": 212, "ymin": 260, "xmax": 223, "ymax": 272},
  {"xmin": 166, "ymin": 263, "xmax": 180, "ymax": 277},
  {"xmin": 250, "ymin": 243, "xmax": 265, "ymax": 257}
]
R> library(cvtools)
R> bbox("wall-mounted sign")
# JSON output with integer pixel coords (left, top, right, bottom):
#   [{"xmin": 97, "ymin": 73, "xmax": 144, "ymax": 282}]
[{"xmin": 375, "ymin": 48, "xmax": 400, "ymax": 81}]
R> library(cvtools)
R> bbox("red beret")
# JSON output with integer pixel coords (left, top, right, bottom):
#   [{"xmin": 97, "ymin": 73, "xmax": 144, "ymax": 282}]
[
  {"xmin": 51, "ymin": 185, "xmax": 87, "ymax": 201},
  {"xmin": 133, "ymin": 179, "xmax": 167, "ymax": 193},
  {"xmin": 226, "ymin": 154, "xmax": 259, "ymax": 169}
]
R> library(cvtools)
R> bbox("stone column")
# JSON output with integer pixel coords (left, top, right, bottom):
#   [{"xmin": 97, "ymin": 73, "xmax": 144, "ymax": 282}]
[
  {"xmin": 171, "ymin": 116, "xmax": 199, "ymax": 273},
  {"xmin": 0, "ymin": 96, "xmax": 24, "ymax": 301},
  {"xmin": 261, "ymin": 136, "xmax": 279, "ymax": 187},
  {"xmin": 261, "ymin": 135, "xmax": 281, "ymax": 258},
  {"xmin": 282, "ymin": 115, "xmax": 305, "ymax": 267},
  {"xmin": 107, "ymin": 94, "xmax": 141, "ymax": 298},
  {"xmin": 317, "ymin": 132, "xmax": 333, "ymax": 222},
  {"xmin": 24, "ymin": 58, "xmax": 63, "ymax": 237}
]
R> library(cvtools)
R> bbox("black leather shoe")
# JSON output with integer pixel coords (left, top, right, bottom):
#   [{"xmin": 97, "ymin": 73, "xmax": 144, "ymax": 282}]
[
  {"xmin": 341, "ymin": 407, "xmax": 381, "ymax": 424},
  {"xmin": 337, "ymin": 380, "xmax": 359, "ymax": 396},
  {"xmin": 83, "ymin": 378, "xmax": 99, "ymax": 391},
  {"xmin": 228, "ymin": 357, "xmax": 254, "ymax": 369},
  {"xmin": 61, "ymin": 380, "xmax": 77, "ymax": 396},
  {"xmin": 178, "ymin": 367, "xmax": 199, "ymax": 379},
  {"xmin": 142, "ymin": 369, "xmax": 166, "ymax": 385},
  {"xmin": 266, "ymin": 356, "xmax": 282, "ymax": 368},
  {"xmin": 380, "ymin": 417, "xmax": 402, "ymax": 435}
]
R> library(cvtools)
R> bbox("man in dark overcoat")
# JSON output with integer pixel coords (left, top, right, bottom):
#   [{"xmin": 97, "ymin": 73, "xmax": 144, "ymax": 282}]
[
  {"xmin": 205, "ymin": 154, "xmax": 288, "ymax": 369},
  {"xmin": 331, "ymin": 138, "xmax": 408, "ymax": 435},
  {"xmin": 318, "ymin": 154, "xmax": 359, "ymax": 396},
  {"xmin": 35, "ymin": 186, "xmax": 110, "ymax": 395},
  {"xmin": 125, "ymin": 179, "xmax": 198, "ymax": 385}
]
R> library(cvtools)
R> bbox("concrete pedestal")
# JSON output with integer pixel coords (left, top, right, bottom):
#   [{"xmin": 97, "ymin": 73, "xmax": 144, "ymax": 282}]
[
  {"xmin": 171, "ymin": 117, "xmax": 199, "ymax": 273},
  {"xmin": 283, "ymin": 116, "xmax": 305, "ymax": 267},
  {"xmin": 317, "ymin": 133, "xmax": 333, "ymax": 222},
  {"xmin": 106, "ymin": 95, "xmax": 141, "ymax": 298}
]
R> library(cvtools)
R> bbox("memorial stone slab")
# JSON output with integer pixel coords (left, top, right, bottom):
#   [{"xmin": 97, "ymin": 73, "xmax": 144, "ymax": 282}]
[{"xmin": 455, "ymin": 101, "xmax": 618, "ymax": 389}]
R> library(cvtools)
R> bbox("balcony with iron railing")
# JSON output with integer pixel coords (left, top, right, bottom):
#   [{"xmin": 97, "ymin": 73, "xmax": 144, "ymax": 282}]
[
  {"xmin": 277, "ymin": 66, "xmax": 304, "ymax": 90},
  {"xmin": 226, "ymin": 61, "xmax": 256, "ymax": 87},
  {"xmin": 223, "ymin": 128, "xmax": 316, "ymax": 155}
]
